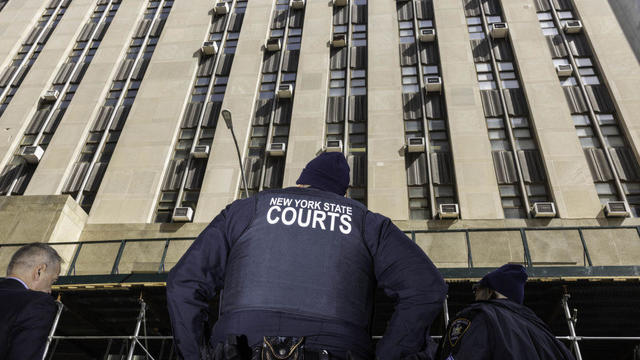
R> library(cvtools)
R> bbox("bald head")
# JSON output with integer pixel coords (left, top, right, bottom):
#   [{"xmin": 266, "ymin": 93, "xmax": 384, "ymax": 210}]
[{"xmin": 7, "ymin": 243, "xmax": 62, "ymax": 293}]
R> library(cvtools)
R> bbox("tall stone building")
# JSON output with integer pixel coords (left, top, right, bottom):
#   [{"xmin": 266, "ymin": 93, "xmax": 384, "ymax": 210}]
[{"xmin": 0, "ymin": 0, "xmax": 638, "ymax": 358}]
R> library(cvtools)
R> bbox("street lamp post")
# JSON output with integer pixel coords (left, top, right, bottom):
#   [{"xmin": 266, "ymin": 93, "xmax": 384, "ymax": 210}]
[{"xmin": 221, "ymin": 109, "xmax": 250, "ymax": 198}]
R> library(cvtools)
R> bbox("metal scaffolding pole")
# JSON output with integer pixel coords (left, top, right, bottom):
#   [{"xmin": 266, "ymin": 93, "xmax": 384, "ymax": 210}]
[
  {"xmin": 42, "ymin": 299, "xmax": 64, "ymax": 360},
  {"xmin": 562, "ymin": 293, "xmax": 583, "ymax": 360},
  {"xmin": 443, "ymin": 296, "xmax": 450, "ymax": 328},
  {"xmin": 127, "ymin": 298, "xmax": 157, "ymax": 360}
]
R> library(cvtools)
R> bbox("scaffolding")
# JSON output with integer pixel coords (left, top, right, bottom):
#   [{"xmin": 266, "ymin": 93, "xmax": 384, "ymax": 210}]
[
  {"xmin": 44, "ymin": 296, "xmax": 175, "ymax": 360},
  {"xmin": 41, "ymin": 287, "xmax": 640, "ymax": 360}
]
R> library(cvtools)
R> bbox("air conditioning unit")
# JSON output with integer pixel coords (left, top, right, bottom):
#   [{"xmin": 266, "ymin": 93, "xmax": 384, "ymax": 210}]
[
  {"xmin": 406, "ymin": 137, "xmax": 426, "ymax": 153},
  {"xmin": 331, "ymin": 33, "xmax": 347, "ymax": 48},
  {"xmin": 332, "ymin": 0, "xmax": 347, "ymax": 6},
  {"xmin": 563, "ymin": 20, "xmax": 583, "ymax": 34},
  {"xmin": 265, "ymin": 37, "xmax": 281, "ymax": 51},
  {"xmin": 268, "ymin": 142, "xmax": 286, "ymax": 156},
  {"xmin": 172, "ymin": 207, "xmax": 194, "ymax": 222},
  {"xmin": 605, "ymin": 201, "xmax": 630, "ymax": 217},
  {"xmin": 277, "ymin": 83, "xmax": 293, "ymax": 98},
  {"xmin": 325, "ymin": 139, "xmax": 343, "ymax": 153},
  {"xmin": 201, "ymin": 41, "xmax": 218, "ymax": 56},
  {"xmin": 490, "ymin": 23, "xmax": 509, "ymax": 38},
  {"xmin": 20, "ymin": 145, "xmax": 44, "ymax": 164},
  {"xmin": 214, "ymin": 2, "xmax": 229, "ymax": 15},
  {"xmin": 555, "ymin": 64, "xmax": 573, "ymax": 77},
  {"xmin": 41, "ymin": 90, "xmax": 59, "ymax": 102},
  {"xmin": 531, "ymin": 202, "xmax": 556, "ymax": 218},
  {"xmin": 439, "ymin": 204, "xmax": 460, "ymax": 219},
  {"xmin": 191, "ymin": 145, "xmax": 210, "ymax": 158},
  {"xmin": 290, "ymin": 0, "xmax": 305, "ymax": 9},
  {"xmin": 425, "ymin": 76, "xmax": 442, "ymax": 92},
  {"xmin": 419, "ymin": 28, "xmax": 436, "ymax": 42}
]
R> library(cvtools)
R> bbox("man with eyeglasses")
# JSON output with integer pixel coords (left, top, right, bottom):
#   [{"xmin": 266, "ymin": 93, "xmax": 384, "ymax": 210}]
[{"xmin": 436, "ymin": 264, "xmax": 575, "ymax": 360}]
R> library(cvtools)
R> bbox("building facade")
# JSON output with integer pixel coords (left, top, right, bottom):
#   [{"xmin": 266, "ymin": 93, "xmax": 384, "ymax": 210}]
[
  {"xmin": 0, "ymin": 0, "xmax": 638, "ymax": 357},
  {"xmin": 0, "ymin": 0, "xmax": 638, "ymax": 272}
]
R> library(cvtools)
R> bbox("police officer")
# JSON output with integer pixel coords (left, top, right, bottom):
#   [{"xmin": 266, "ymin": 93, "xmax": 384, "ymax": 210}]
[
  {"xmin": 167, "ymin": 152, "xmax": 447, "ymax": 360},
  {"xmin": 436, "ymin": 264, "xmax": 575, "ymax": 360}
]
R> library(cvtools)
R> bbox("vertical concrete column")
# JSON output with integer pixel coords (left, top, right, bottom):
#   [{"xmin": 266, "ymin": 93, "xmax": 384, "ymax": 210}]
[
  {"xmin": 0, "ymin": 0, "xmax": 47, "ymax": 69},
  {"xmin": 573, "ymin": 0, "xmax": 640, "ymax": 172},
  {"xmin": 281, "ymin": 1, "xmax": 331, "ymax": 189},
  {"xmin": 367, "ymin": 0, "xmax": 409, "ymax": 220},
  {"xmin": 434, "ymin": 1, "xmax": 503, "ymax": 219},
  {"xmin": 0, "ymin": 0, "xmax": 96, "ymax": 169},
  {"xmin": 26, "ymin": 0, "xmax": 149, "ymax": 195},
  {"xmin": 194, "ymin": 0, "xmax": 273, "ymax": 221},
  {"xmin": 607, "ymin": 0, "xmax": 640, "ymax": 62},
  {"xmin": 502, "ymin": 0, "xmax": 600, "ymax": 218},
  {"xmin": 89, "ymin": 0, "xmax": 211, "ymax": 224}
]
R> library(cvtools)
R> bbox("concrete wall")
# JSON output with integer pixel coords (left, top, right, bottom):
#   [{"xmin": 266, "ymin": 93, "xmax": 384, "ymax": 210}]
[
  {"xmin": 0, "ymin": 195, "xmax": 87, "ymax": 275},
  {"xmin": 583, "ymin": 228, "xmax": 640, "ymax": 266},
  {"xmin": 1, "ymin": 196, "xmax": 639, "ymax": 275},
  {"xmin": 0, "ymin": 195, "xmax": 86, "ymax": 244},
  {"xmin": 64, "ymin": 218, "xmax": 640, "ymax": 275}
]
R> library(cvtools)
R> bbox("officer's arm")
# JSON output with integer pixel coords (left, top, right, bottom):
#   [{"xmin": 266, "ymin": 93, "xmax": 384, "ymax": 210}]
[
  {"xmin": 440, "ymin": 314, "xmax": 492, "ymax": 360},
  {"xmin": 367, "ymin": 213, "xmax": 448, "ymax": 360},
  {"xmin": 166, "ymin": 199, "xmax": 255, "ymax": 360}
]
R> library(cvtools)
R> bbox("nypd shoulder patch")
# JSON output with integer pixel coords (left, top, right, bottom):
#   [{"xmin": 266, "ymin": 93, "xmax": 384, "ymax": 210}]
[{"xmin": 448, "ymin": 318, "xmax": 471, "ymax": 347}]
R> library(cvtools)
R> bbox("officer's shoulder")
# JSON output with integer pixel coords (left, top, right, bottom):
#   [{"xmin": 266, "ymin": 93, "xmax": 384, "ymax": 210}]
[
  {"xmin": 445, "ymin": 316, "xmax": 474, "ymax": 348},
  {"xmin": 363, "ymin": 209, "xmax": 394, "ymax": 228},
  {"xmin": 455, "ymin": 302, "xmax": 492, "ymax": 321},
  {"xmin": 225, "ymin": 195, "xmax": 258, "ymax": 210},
  {"xmin": 446, "ymin": 306, "xmax": 492, "ymax": 345}
]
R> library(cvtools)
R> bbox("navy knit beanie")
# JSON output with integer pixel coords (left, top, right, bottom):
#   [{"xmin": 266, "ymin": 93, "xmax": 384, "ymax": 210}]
[
  {"xmin": 296, "ymin": 152, "xmax": 350, "ymax": 196},
  {"xmin": 479, "ymin": 264, "xmax": 528, "ymax": 304}
]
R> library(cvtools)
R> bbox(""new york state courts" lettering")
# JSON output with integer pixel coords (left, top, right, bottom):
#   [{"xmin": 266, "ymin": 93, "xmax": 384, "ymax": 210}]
[{"xmin": 266, "ymin": 197, "xmax": 353, "ymax": 234}]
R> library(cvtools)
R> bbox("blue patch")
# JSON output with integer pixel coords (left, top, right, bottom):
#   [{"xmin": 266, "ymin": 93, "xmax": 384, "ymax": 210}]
[{"xmin": 448, "ymin": 318, "xmax": 471, "ymax": 347}]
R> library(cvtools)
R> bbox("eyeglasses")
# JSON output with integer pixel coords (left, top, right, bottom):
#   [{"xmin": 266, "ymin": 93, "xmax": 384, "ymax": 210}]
[{"xmin": 472, "ymin": 283, "xmax": 481, "ymax": 294}]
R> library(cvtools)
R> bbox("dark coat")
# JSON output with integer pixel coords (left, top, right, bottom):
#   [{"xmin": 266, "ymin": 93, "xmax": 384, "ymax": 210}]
[
  {"xmin": 167, "ymin": 187, "xmax": 447, "ymax": 360},
  {"xmin": 0, "ymin": 278, "xmax": 57, "ymax": 360},
  {"xmin": 436, "ymin": 299, "xmax": 575, "ymax": 360}
]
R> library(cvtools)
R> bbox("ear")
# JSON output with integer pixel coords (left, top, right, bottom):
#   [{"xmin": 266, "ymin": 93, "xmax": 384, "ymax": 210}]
[{"xmin": 34, "ymin": 263, "xmax": 48, "ymax": 280}]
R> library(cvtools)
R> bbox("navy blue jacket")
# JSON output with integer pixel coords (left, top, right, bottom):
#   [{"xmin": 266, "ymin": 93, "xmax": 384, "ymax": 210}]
[
  {"xmin": 0, "ymin": 278, "xmax": 57, "ymax": 360},
  {"xmin": 436, "ymin": 299, "xmax": 575, "ymax": 360},
  {"xmin": 167, "ymin": 187, "xmax": 447, "ymax": 360}
]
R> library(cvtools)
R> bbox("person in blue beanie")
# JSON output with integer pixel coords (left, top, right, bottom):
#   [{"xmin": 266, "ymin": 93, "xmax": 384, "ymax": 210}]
[
  {"xmin": 167, "ymin": 152, "xmax": 448, "ymax": 360},
  {"xmin": 436, "ymin": 264, "xmax": 575, "ymax": 360}
]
